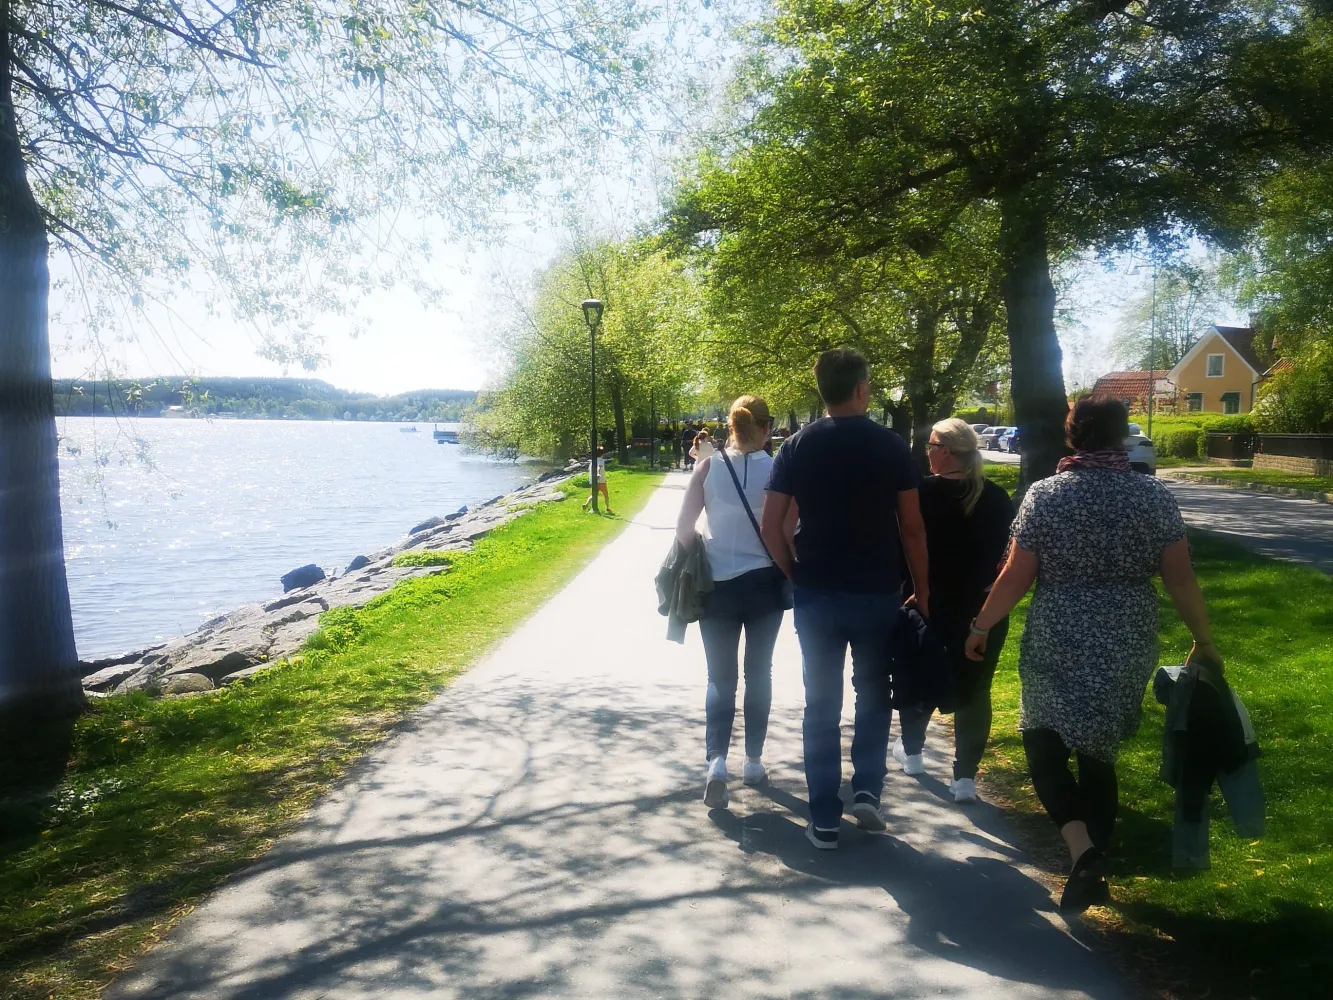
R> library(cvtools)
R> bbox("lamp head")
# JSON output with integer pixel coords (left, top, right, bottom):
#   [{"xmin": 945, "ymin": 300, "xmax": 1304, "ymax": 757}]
[{"xmin": 581, "ymin": 299, "xmax": 604, "ymax": 328}]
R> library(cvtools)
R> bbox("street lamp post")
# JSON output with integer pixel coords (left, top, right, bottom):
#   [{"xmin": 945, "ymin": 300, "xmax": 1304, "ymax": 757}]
[
  {"xmin": 581, "ymin": 299, "xmax": 604, "ymax": 512},
  {"xmin": 649, "ymin": 386, "xmax": 656, "ymax": 470}
]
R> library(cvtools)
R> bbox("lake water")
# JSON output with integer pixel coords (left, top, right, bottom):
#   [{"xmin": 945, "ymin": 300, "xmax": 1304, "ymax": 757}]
[{"xmin": 58, "ymin": 418, "xmax": 553, "ymax": 660}]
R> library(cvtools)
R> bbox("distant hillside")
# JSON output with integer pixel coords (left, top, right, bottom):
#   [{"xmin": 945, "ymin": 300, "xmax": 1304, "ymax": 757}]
[{"xmin": 52, "ymin": 377, "xmax": 476, "ymax": 422}]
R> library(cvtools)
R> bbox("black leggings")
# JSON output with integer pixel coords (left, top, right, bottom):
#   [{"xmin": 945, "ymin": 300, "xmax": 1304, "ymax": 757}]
[{"xmin": 1022, "ymin": 728, "xmax": 1119, "ymax": 851}]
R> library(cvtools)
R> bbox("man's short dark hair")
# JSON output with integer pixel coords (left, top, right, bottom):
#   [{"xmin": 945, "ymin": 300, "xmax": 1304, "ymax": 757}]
[
  {"xmin": 1066, "ymin": 397, "xmax": 1130, "ymax": 452},
  {"xmin": 814, "ymin": 348, "xmax": 869, "ymax": 406}
]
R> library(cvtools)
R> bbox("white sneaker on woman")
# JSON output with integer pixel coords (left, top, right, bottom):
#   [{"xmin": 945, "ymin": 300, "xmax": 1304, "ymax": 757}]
[
  {"xmin": 703, "ymin": 756, "xmax": 729, "ymax": 809},
  {"xmin": 951, "ymin": 778, "xmax": 978, "ymax": 804},
  {"xmin": 741, "ymin": 758, "xmax": 767, "ymax": 786},
  {"xmin": 893, "ymin": 739, "xmax": 926, "ymax": 776}
]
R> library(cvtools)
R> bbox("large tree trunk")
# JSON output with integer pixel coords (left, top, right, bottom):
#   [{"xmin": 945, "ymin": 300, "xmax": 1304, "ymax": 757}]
[
  {"xmin": 1000, "ymin": 204, "xmax": 1068, "ymax": 488},
  {"xmin": 0, "ymin": 14, "xmax": 84, "ymax": 719},
  {"xmin": 886, "ymin": 401, "xmax": 911, "ymax": 442},
  {"xmin": 905, "ymin": 309, "xmax": 939, "ymax": 471}
]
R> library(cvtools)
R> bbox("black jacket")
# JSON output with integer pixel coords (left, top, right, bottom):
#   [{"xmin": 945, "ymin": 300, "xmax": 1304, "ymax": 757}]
[{"xmin": 891, "ymin": 607, "xmax": 955, "ymax": 714}]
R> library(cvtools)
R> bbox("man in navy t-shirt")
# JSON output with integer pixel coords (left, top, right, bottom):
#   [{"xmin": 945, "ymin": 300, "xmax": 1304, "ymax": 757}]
[{"xmin": 761, "ymin": 348, "xmax": 929, "ymax": 849}]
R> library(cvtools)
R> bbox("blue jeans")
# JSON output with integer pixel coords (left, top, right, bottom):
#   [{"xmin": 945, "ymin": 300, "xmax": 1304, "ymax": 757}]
[
  {"xmin": 699, "ymin": 569, "xmax": 786, "ymax": 761},
  {"xmin": 793, "ymin": 586, "xmax": 895, "ymax": 828},
  {"xmin": 700, "ymin": 614, "xmax": 782, "ymax": 760}
]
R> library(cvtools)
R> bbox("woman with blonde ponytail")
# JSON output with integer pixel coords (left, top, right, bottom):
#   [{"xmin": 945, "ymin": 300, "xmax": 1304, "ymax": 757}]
[
  {"xmin": 676, "ymin": 395, "xmax": 791, "ymax": 809},
  {"xmin": 893, "ymin": 418, "xmax": 1015, "ymax": 805}
]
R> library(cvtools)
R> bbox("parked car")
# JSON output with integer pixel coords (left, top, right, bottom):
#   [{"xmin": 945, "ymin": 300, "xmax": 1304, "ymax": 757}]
[
  {"xmin": 1126, "ymin": 423, "xmax": 1157, "ymax": 475},
  {"xmin": 999, "ymin": 427, "xmax": 1021, "ymax": 453},
  {"xmin": 979, "ymin": 426, "xmax": 1012, "ymax": 451},
  {"xmin": 970, "ymin": 423, "xmax": 991, "ymax": 437}
]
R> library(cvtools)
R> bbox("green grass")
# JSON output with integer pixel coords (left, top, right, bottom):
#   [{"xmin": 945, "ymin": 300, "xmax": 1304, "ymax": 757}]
[
  {"xmin": 1178, "ymin": 467, "xmax": 1333, "ymax": 495},
  {"xmin": 0, "ymin": 468, "xmax": 664, "ymax": 1000},
  {"xmin": 980, "ymin": 532, "xmax": 1333, "ymax": 999},
  {"xmin": 982, "ymin": 461, "xmax": 1019, "ymax": 493}
]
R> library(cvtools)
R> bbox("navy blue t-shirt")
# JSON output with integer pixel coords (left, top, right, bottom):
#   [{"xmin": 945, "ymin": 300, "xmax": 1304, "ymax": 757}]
[{"xmin": 766, "ymin": 415, "xmax": 920, "ymax": 593}]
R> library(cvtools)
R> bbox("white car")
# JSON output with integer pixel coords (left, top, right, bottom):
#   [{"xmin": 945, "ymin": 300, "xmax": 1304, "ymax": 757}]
[
  {"xmin": 979, "ymin": 426, "xmax": 1012, "ymax": 451},
  {"xmin": 1126, "ymin": 423, "xmax": 1157, "ymax": 475}
]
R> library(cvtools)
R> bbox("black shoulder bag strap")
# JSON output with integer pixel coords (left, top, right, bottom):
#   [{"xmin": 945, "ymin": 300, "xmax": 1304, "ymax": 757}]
[{"xmin": 718, "ymin": 447, "xmax": 776, "ymax": 566}]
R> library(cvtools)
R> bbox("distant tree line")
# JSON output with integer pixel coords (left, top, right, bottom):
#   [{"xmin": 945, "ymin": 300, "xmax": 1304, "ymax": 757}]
[{"xmin": 52, "ymin": 378, "xmax": 475, "ymax": 423}]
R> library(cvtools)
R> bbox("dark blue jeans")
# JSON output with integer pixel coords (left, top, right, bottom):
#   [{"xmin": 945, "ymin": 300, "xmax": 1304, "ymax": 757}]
[{"xmin": 793, "ymin": 586, "xmax": 895, "ymax": 828}]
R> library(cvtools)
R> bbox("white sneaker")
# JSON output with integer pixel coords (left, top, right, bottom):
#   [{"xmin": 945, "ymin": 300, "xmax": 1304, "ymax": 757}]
[
  {"xmin": 703, "ymin": 756, "xmax": 729, "ymax": 809},
  {"xmin": 741, "ymin": 758, "xmax": 767, "ymax": 786},
  {"xmin": 951, "ymin": 778, "xmax": 978, "ymax": 804},
  {"xmin": 893, "ymin": 740, "xmax": 926, "ymax": 776}
]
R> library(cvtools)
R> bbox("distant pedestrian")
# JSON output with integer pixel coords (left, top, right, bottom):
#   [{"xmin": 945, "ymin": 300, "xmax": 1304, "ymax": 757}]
[
  {"xmin": 682, "ymin": 423, "xmax": 698, "ymax": 470},
  {"xmin": 966, "ymin": 397, "xmax": 1222, "ymax": 912},
  {"xmin": 671, "ymin": 427, "xmax": 682, "ymax": 469},
  {"xmin": 677, "ymin": 396, "xmax": 790, "ymax": 807},
  {"xmin": 760, "ymin": 348, "xmax": 929, "ymax": 850},
  {"xmin": 894, "ymin": 418, "xmax": 1015, "ymax": 804},
  {"xmin": 582, "ymin": 446, "xmax": 613, "ymax": 514},
  {"xmin": 691, "ymin": 428, "xmax": 715, "ymax": 464}
]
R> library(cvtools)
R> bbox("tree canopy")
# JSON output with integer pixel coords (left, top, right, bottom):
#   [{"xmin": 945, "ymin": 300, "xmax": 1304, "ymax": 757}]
[
  {"xmin": 673, "ymin": 0, "xmax": 1333, "ymax": 481},
  {"xmin": 469, "ymin": 238, "xmax": 704, "ymax": 461}
]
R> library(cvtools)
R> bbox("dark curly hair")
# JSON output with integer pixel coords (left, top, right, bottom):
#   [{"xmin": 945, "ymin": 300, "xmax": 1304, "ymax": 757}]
[{"xmin": 1066, "ymin": 397, "xmax": 1130, "ymax": 452}]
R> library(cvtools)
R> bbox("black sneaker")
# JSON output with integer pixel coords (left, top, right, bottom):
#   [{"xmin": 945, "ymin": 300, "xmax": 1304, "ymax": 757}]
[
  {"xmin": 805, "ymin": 822, "xmax": 839, "ymax": 850},
  {"xmin": 1060, "ymin": 847, "xmax": 1111, "ymax": 913},
  {"xmin": 851, "ymin": 791, "xmax": 887, "ymax": 832}
]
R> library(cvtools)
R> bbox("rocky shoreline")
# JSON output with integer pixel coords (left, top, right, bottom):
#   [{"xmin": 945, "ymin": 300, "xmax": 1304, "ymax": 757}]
[{"xmin": 79, "ymin": 465, "xmax": 582, "ymax": 698}]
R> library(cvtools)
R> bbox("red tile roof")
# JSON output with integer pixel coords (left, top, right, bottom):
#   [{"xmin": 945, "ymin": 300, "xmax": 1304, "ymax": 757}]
[{"xmin": 1089, "ymin": 371, "xmax": 1169, "ymax": 400}]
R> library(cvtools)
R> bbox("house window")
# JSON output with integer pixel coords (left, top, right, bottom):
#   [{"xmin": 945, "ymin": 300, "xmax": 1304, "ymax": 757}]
[
  {"xmin": 1187, "ymin": 393, "xmax": 1203, "ymax": 412},
  {"xmin": 1221, "ymin": 391, "xmax": 1241, "ymax": 415},
  {"xmin": 1207, "ymin": 354, "xmax": 1225, "ymax": 377}
]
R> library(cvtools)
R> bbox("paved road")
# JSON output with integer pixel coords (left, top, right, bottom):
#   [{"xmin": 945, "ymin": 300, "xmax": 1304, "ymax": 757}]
[
  {"xmin": 1164, "ymin": 481, "xmax": 1333, "ymax": 574},
  {"xmin": 110, "ymin": 476, "xmax": 1131, "ymax": 1000}
]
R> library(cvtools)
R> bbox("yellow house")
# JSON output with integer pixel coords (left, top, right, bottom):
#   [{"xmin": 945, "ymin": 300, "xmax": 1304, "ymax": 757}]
[{"xmin": 1167, "ymin": 326, "xmax": 1265, "ymax": 414}]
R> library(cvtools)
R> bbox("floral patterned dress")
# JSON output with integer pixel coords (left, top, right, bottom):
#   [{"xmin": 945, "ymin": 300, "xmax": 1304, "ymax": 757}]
[{"xmin": 1011, "ymin": 467, "xmax": 1187, "ymax": 762}]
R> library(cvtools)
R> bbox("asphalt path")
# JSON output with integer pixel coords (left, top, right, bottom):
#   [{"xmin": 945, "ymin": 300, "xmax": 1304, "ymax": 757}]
[
  {"xmin": 109, "ymin": 474, "xmax": 1131, "ymax": 1000},
  {"xmin": 1164, "ymin": 480, "xmax": 1333, "ymax": 574}
]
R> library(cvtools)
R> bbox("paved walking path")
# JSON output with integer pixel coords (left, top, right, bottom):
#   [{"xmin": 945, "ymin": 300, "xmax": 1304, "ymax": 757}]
[
  {"xmin": 1164, "ymin": 481, "xmax": 1333, "ymax": 574},
  {"xmin": 110, "ymin": 476, "xmax": 1132, "ymax": 1000}
]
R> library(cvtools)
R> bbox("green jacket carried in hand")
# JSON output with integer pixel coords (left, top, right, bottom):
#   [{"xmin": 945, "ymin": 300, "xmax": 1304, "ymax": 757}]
[{"xmin": 655, "ymin": 533, "xmax": 713, "ymax": 643}]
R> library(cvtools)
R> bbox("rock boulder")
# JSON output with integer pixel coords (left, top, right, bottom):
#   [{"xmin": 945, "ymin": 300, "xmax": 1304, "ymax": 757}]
[
  {"xmin": 162, "ymin": 673, "xmax": 214, "ymax": 695},
  {"xmin": 281, "ymin": 563, "xmax": 325, "ymax": 592}
]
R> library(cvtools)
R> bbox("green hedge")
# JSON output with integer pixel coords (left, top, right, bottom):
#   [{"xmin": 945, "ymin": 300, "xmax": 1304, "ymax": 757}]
[
  {"xmin": 1132, "ymin": 412, "xmax": 1256, "ymax": 437},
  {"xmin": 1160, "ymin": 428, "xmax": 1204, "ymax": 459}
]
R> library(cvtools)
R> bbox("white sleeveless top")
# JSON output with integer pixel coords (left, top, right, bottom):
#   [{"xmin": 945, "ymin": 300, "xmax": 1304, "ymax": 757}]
[{"xmin": 702, "ymin": 449, "xmax": 773, "ymax": 581}]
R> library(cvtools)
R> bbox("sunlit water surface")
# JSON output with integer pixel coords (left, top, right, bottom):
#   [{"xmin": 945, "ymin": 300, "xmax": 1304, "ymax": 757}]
[{"xmin": 58, "ymin": 418, "xmax": 551, "ymax": 659}]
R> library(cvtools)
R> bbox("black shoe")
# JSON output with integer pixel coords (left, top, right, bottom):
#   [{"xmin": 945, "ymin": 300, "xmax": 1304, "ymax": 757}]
[{"xmin": 1060, "ymin": 847, "xmax": 1111, "ymax": 914}]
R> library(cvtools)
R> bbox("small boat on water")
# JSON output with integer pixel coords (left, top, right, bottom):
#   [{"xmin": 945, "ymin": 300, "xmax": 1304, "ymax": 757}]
[
  {"xmin": 433, "ymin": 423, "xmax": 460, "ymax": 444},
  {"xmin": 400, "ymin": 425, "xmax": 419, "ymax": 433}
]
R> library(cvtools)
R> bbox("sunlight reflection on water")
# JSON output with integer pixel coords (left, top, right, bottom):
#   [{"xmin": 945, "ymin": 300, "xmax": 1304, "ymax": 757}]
[{"xmin": 58, "ymin": 417, "xmax": 551, "ymax": 659}]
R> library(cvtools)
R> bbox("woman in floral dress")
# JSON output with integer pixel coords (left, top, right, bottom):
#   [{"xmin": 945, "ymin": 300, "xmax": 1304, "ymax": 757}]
[{"xmin": 965, "ymin": 398, "xmax": 1222, "ymax": 913}]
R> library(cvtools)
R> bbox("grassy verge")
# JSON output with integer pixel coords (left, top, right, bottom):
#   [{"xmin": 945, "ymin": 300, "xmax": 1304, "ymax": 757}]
[
  {"xmin": 0, "ymin": 468, "xmax": 664, "ymax": 1000},
  {"xmin": 1154, "ymin": 455, "xmax": 1205, "ymax": 469},
  {"xmin": 982, "ymin": 461, "xmax": 1019, "ymax": 493},
  {"xmin": 1173, "ymin": 467, "xmax": 1333, "ymax": 495},
  {"xmin": 980, "ymin": 532, "xmax": 1333, "ymax": 999}
]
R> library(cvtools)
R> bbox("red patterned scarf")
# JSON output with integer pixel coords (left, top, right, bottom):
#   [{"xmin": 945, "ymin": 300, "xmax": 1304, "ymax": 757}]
[{"xmin": 1057, "ymin": 448, "xmax": 1129, "ymax": 473}]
